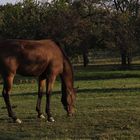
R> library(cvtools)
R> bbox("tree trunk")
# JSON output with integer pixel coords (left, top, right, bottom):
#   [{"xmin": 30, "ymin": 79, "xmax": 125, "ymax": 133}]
[
  {"xmin": 83, "ymin": 51, "xmax": 89, "ymax": 67},
  {"xmin": 121, "ymin": 48, "xmax": 127, "ymax": 67},
  {"xmin": 127, "ymin": 52, "xmax": 132, "ymax": 66}
]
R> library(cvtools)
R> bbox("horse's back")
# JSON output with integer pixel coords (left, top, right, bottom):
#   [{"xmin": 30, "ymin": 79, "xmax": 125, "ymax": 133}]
[{"xmin": 0, "ymin": 39, "xmax": 64, "ymax": 76}]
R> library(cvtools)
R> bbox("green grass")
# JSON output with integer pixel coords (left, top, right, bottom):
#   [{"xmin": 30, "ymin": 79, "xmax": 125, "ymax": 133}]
[{"xmin": 0, "ymin": 65, "xmax": 140, "ymax": 139}]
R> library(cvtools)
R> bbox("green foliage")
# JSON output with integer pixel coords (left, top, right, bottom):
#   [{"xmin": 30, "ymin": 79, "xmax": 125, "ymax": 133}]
[
  {"xmin": 0, "ymin": 0, "xmax": 140, "ymax": 65},
  {"xmin": 0, "ymin": 1, "xmax": 42, "ymax": 39}
]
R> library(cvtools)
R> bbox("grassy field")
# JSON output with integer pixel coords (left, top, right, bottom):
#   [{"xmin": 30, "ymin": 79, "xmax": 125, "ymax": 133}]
[{"xmin": 0, "ymin": 65, "xmax": 140, "ymax": 139}]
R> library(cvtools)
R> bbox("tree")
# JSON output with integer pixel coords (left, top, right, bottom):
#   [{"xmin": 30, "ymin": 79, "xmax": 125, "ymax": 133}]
[
  {"xmin": 105, "ymin": 0, "xmax": 140, "ymax": 67},
  {"xmin": 0, "ymin": 0, "xmax": 139, "ymax": 67},
  {"xmin": 0, "ymin": 0, "xmax": 42, "ymax": 39},
  {"xmin": 91, "ymin": 0, "xmax": 140, "ymax": 68},
  {"xmin": 40, "ymin": 0, "xmax": 93, "ymax": 66},
  {"xmin": 71, "ymin": 0, "xmax": 104, "ymax": 66}
]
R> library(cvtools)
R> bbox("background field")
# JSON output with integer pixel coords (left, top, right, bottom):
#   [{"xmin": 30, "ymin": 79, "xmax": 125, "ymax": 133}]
[{"xmin": 0, "ymin": 65, "xmax": 140, "ymax": 139}]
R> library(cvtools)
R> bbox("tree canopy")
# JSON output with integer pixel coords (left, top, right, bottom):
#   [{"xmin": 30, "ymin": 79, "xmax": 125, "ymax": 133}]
[{"xmin": 0, "ymin": 0, "xmax": 140, "ymax": 67}]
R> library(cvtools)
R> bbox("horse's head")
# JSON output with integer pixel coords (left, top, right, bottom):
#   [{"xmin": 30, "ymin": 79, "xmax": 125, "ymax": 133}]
[
  {"xmin": 67, "ymin": 88, "xmax": 76, "ymax": 116},
  {"xmin": 62, "ymin": 88, "xmax": 76, "ymax": 116}
]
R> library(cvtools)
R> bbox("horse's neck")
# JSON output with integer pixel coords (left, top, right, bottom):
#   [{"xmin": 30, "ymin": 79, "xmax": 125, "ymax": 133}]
[{"xmin": 61, "ymin": 57, "xmax": 74, "ymax": 90}]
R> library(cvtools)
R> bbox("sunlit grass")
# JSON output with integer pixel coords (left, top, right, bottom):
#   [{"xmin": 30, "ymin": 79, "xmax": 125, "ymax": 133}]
[{"xmin": 0, "ymin": 65, "xmax": 140, "ymax": 139}]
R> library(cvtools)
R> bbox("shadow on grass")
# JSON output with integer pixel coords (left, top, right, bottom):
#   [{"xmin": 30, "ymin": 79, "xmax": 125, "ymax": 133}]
[
  {"xmin": 0, "ymin": 134, "xmax": 17, "ymax": 140},
  {"xmin": 74, "ymin": 64, "xmax": 140, "ymax": 71},
  {"xmin": 75, "ymin": 74, "xmax": 140, "ymax": 81},
  {"xmin": 74, "ymin": 64, "xmax": 140, "ymax": 81},
  {"xmin": 78, "ymin": 87, "xmax": 140, "ymax": 94},
  {"xmin": 0, "ymin": 87, "xmax": 140, "ymax": 98},
  {"xmin": 0, "ymin": 91, "xmax": 61, "ymax": 98}
]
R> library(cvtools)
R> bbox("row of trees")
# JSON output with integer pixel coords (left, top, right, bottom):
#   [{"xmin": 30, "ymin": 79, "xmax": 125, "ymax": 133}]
[{"xmin": 0, "ymin": 0, "xmax": 140, "ymax": 67}]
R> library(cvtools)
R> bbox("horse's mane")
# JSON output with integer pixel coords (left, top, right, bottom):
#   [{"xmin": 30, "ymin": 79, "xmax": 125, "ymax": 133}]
[
  {"xmin": 52, "ymin": 40, "xmax": 73, "ymax": 65},
  {"xmin": 52, "ymin": 39, "xmax": 74, "ymax": 81}
]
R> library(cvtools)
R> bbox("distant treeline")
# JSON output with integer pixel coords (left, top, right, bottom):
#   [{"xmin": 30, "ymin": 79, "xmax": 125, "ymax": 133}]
[{"xmin": 0, "ymin": 0, "xmax": 140, "ymax": 67}]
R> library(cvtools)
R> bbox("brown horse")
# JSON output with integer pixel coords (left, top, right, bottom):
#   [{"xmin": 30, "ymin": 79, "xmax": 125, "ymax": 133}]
[{"xmin": 0, "ymin": 39, "xmax": 76, "ymax": 123}]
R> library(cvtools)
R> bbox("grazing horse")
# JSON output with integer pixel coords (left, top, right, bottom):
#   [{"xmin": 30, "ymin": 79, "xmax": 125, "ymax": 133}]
[{"xmin": 0, "ymin": 39, "xmax": 76, "ymax": 123}]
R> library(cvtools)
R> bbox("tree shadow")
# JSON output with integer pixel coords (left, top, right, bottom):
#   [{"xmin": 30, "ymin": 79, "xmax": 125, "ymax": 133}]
[
  {"xmin": 0, "ymin": 87, "xmax": 139, "ymax": 98},
  {"xmin": 78, "ymin": 87, "xmax": 140, "ymax": 94},
  {"xmin": 0, "ymin": 133, "xmax": 18, "ymax": 140},
  {"xmin": 74, "ymin": 64, "xmax": 140, "ymax": 71},
  {"xmin": 75, "ymin": 74, "xmax": 140, "ymax": 81},
  {"xmin": 0, "ymin": 91, "xmax": 61, "ymax": 98},
  {"xmin": 74, "ymin": 64, "xmax": 140, "ymax": 81}
]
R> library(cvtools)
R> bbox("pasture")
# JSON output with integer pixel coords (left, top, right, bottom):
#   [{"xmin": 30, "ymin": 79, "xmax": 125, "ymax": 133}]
[{"xmin": 0, "ymin": 65, "xmax": 140, "ymax": 139}]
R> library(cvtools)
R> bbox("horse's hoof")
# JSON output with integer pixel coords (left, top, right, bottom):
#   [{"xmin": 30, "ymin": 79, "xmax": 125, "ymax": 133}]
[
  {"xmin": 15, "ymin": 118, "xmax": 22, "ymax": 124},
  {"xmin": 48, "ymin": 117, "xmax": 55, "ymax": 122},
  {"xmin": 38, "ymin": 114, "xmax": 45, "ymax": 119}
]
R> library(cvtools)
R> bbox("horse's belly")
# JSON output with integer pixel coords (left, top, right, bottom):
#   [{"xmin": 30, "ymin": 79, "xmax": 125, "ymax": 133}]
[{"xmin": 17, "ymin": 63, "xmax": 47, "ymax": 76}]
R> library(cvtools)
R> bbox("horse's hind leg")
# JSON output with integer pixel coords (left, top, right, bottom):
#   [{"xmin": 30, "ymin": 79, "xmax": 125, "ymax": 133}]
[
  {"xmin": 46, "ymin": 74, "xmax": 56, "ymax": 122},
  {"xmin": 2, "ymin": 74, "xmax": 21, "ymax": 123},
  {"xmin": 36, "ymin": 77, "xmax": 45, "ymax": 119}
]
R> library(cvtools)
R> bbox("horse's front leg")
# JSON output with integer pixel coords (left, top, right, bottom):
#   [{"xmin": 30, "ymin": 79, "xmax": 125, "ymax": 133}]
[
  {"xmin": 2, "ymin": 75, "xmax": 21, "ymax": 124},
  {"xmin": 36, "ymin": 78, "xmax": 46, "ymax": 119},
  {"xmin": 46, "ymin": 74, "xmax": 56, "ymax": 122}
]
